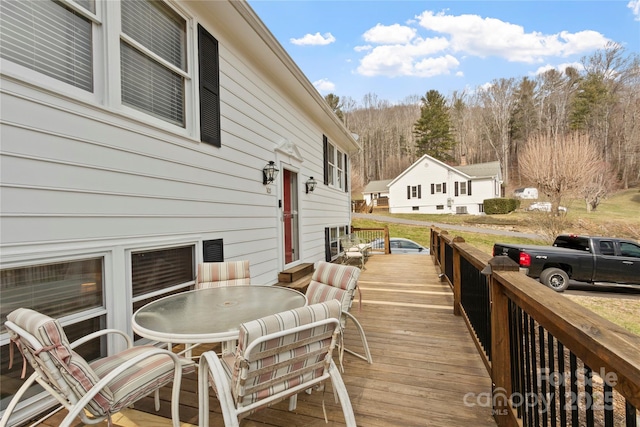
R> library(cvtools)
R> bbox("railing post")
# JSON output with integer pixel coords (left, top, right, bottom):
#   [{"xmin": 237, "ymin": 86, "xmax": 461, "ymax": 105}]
[
  {"xmin": 487, "ymin": 256, "xmax": 519, "ymax": 427},
  {"xmin": 438, "ymin": 231, "xmax": 447, "ymax": 277},
  {"xmin": 452, "ymin": 236, "xmax": 465, "ymax": 316},
  {"xmin": 383, "ymin": 226, "xmax": 390, "ymax": 254}
]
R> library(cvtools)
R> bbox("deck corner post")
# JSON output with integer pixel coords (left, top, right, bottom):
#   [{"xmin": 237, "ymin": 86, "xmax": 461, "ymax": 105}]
[{"xmin": 488, "ymin": 256, "xmax": 518, "ymax": 427}]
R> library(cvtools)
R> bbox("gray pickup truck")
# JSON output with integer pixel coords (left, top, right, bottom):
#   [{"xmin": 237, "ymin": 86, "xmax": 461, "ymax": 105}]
[{"xmin": 492, "ymin": 234, "xmax": 640, "ymax": 292}]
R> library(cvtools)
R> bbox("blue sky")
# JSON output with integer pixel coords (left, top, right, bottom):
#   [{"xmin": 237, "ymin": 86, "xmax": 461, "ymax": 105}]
[{"xmin": 247, "ymin": 0, "xmax": 640, "ymax": 104}]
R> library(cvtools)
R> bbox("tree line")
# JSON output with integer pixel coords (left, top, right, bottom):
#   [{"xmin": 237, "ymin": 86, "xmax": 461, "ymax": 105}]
[{"xmin": 327, "ymin": 42, "xmax": 640, "ymax": 210}]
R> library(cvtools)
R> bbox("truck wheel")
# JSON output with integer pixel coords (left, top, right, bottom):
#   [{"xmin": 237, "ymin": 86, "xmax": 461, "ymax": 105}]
[{"xmin": 540, "ymin": 268, "xmax": 569, "ymax": 292}]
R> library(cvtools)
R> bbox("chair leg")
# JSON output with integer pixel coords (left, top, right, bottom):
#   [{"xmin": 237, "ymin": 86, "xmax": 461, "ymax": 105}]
[
  {"xmin": 0, "ymin": 372, "xmax": 38, "ymax": 427},
  {"xmin": 343, "ymin": 311, "xmax": 373, "ymax": 364},
  {"xmin": 328, "ymin": 360, "xmax": 357, "ymax": 427}
]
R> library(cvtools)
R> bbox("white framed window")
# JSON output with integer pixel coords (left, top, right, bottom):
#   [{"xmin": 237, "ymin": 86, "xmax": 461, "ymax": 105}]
[
  {"xmin": 1, "ymin": 0, "xmax": 205, "ymax": 135},
  {"xmin": 407, "ymin": 185, "xmax": 421, "ymax": 199},
  {"xmin": 130, "ymin": 244, "xmax": 195, "ymax": 327},
  {"xmin": 435, "ymin": 184, "xmax": 442, "ymax": 193},
  {"xmin": 323, "ymin": 136, "xmax": 347, "ymax": 191},
  {"xmin": 326, "ymin": 225, "xmax": 349, "ymax": 261},
  {"xmin": 327, "ymin": 143, "xmax": 335, "ymax": 186},
  {"xmin": 1, "ymin": 256, "xmax": 107, "ymax": 407},
  {"xmin": 0, "ymin": 0, "xmax": 100, "ymax": 97},
  {"xmin": 336, "ymin": 150, "xmax": 344, "ymax": 189},
  {"xmin": 460, "ymin": 181, "xmax": 467, "ymax": 195},
  {"xmin": 120, "ymin": 0, "xmax": 188, "ymax": 127}
]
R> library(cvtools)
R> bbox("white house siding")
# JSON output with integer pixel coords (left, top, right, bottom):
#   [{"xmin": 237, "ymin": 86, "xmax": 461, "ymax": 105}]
[
  {"xmin": 0, "ymin": 2, "xmax": 357, "ymax": 417},
  {"xmin": 388, "ymin": 155, "xmax": 501, "ymax": 215}
]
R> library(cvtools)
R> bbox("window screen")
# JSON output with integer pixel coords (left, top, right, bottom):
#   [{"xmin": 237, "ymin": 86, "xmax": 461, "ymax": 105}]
[
  {"xmin": 120, "ymin": 0, "xmax": 186, "ymax": 126},
  {"xmin": 0, "ymin": 0, "xmax": 93, "ymax": 91}
]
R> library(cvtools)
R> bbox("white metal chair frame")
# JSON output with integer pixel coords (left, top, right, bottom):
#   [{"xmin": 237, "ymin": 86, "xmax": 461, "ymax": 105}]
[
  {"xmin": 198, "ymin": 314, "xmax": 356, "ymax": 426},
  {"xmin": 2, "ymin": 320, "xmax": 188, "ymax": 427},
  {"xmin": 339, "ymin": 234, "xmax": 369, "ymax": 269},
  {"xmin": 307, "ymin": 262, "xmax": 373, "ymax": 365}
]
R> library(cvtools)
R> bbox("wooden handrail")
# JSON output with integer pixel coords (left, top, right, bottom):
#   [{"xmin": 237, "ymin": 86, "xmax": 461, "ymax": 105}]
[{"xmin": 430, "ymin": 227, "xmax": 640, "ymax": 427}]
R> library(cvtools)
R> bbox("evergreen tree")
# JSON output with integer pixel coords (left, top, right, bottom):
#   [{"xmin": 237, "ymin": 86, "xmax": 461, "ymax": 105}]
[
  {"xmin": 324, "ymin": 93, "xmax": 344, "ymax": 122},
  {"xmin": 413, "ymin": 90, "xmax": 456, "ymax": 162}
]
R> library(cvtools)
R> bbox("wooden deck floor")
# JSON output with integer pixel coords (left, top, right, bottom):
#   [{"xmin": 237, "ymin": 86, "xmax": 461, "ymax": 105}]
[{"xmin": 47, "ymin": 255, "xmax": 496, "ymax": 427}]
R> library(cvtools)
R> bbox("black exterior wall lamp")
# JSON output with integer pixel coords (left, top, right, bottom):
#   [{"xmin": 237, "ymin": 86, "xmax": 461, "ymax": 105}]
[
  {"xmin": 305, "ymin": 177, "xmax": 317, "ymax": 193},
  {"xmin": 263, "ymin": 161, "xmax": 279, "ymax": 185}
]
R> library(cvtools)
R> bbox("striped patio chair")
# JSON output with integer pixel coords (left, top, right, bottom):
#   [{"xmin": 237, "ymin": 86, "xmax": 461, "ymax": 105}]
[
  {"xmin": 198, "ymin": 300, "xmax": 356, "ymax": 427},
  {"xmin": 2, "ymin": 308, "xmax": 193, "ymax": 427},
  {"xmin": 196, "ymin": 260, "xmax": 251, "ymax": 288},
  {"xmin": 305, "ymin": 261, "xmax": 373, "ymax": 365}
]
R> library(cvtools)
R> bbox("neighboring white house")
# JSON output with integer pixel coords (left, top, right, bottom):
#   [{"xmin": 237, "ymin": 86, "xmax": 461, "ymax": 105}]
[
  {"xmin": 0, "ymin": 0, "xmax": 359, "ymax": 420},
  {"xmin": 387, "ymin": 155, "xmax": 502, "ymax": 215},
  {"xmin": 362, "ymin": 179, "xmax": 392, "ymax": 205}
]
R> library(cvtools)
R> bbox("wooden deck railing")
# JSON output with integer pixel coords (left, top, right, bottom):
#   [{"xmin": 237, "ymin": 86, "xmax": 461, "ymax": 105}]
[
  {"xmin": 351, "ymin": 226, "xmax": 390, "ymax": 254},
  {"xmin": 430, "ymin": 227, "xmax": 640, "ymax": 427}
]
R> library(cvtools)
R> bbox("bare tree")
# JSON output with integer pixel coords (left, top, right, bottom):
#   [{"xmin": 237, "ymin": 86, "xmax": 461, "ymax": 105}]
[
  {"xmin": 581, "ymin": 161, "xmax": 618, "ymax": 212},
  {"xmin": 479, "ymin": 78, "xmax": 517, "ymax": 184},
  {"xmin": 519, "ymin": 132, "xmax": 602, "ymax": 212}
]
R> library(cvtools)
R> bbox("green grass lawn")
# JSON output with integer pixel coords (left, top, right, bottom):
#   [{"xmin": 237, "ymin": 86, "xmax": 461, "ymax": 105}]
[{"xmin": 352, "ymin": 188, "xmax": 640, "ymax": 335}]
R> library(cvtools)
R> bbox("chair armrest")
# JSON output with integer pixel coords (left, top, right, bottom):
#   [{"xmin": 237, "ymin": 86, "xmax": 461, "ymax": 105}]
[
  {"xmin": 70, "ymin": 329, "xmax": 133, "ymax": 350},
  {"xmin": 199, "ymin": 351, "xmax": 237, "ymax": 427},
  {"xmin": 59, "ymin": 348, "xmax": 187, "ymax": 427}
]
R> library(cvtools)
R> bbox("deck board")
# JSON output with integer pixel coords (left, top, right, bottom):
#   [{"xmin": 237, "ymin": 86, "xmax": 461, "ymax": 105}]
[{"xmin": 43, "ymin": 255, "xmax": 496, "ymax": 427}]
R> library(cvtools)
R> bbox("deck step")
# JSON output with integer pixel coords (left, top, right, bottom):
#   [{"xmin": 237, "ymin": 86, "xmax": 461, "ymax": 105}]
[{"xmin": 277, "ymin": 263, "xmax": 314, "ymax": 283}]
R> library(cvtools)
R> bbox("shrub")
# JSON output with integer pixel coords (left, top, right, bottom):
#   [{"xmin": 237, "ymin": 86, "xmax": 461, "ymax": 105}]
[{"xmin": 484, "ymin": 198, "xmax": 520, "ymax": 214}]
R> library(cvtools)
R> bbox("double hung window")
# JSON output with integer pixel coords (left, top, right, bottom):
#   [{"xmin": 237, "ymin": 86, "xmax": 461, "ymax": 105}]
[
  {"xmin": 120, "ymin": 0, "xmax": 187, "ymax": 126},
  {"xmin": 0, "ymin": 0, "xmax": 95, "ymax": 92},
  {"xmin": 2, "ymin": 0, "xmax": 220, "ymax": 140},
  {"xmin": 323, "ymin": 135, "xmax": 347, "ymax": 191}
]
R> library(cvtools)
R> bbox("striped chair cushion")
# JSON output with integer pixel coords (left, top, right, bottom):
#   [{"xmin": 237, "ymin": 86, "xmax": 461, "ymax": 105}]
[
  {"xmin": 306, "ymin": 261, "xmax": 360, "ymax": 313},
  {"xmin": 196, "ymin": 261, "xmax": 251, "ymax": 289},
  {"xmin": 229, "ymin": 300, "xmax": 341, "ymax": 408},
  {"xmin": 7, "ymin": 308, "xmax": 113, "ymax": 416},
  {"xmin": 90, "ymin": 346, "xmax": 187, "ymax": 413}
]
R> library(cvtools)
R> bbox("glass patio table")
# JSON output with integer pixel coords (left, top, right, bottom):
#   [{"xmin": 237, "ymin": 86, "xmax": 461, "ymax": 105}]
[{"xmin": 132, "ymin": 285, "xmax": 307, "ymax": 345}]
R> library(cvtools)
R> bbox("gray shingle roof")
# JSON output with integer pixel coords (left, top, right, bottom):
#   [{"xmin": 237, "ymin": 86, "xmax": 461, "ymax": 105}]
[
  {"xmin": 363, "ymin": 179, "xmax": 393, "ymax": 193},
  {"xmin": 455, "ymin": 161, "xmax": 501, "ymax": 178}
]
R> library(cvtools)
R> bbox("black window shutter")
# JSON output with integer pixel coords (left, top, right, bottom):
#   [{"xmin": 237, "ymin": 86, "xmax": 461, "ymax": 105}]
[
  {"xmin": 443, "ymin": 182, "xmax": 447, "ymax": 194},
  {"xmin": 323, "ymin": 135, "xmax": 329, "ymax": 185},
  {"xmin": 418, "ymin": 185, "xmax": 421, "ymax": 198},
  {"xmin": 344, "ymin": 153, "xmax": 349, "ymax": 193},
  {"xmin": 468, "ymin": 180, "xmax": 472, "ymax": 195},
  {"xmin": 455, "ymin": 182, "xmax": 459, "ymax": 197},
  {"xmin": 431, "ymin": 183, "xmax": 435, "ymax": 194},
  {"xmin": 407, "ymin": 186, "xmax": 411, "ymax": 199},
  {"xmin": 324, "ymin": 228, "xmax": 331, "ymax": 261},
  {"xmin": 198, "ymin": 25, "xmax": 221, "ymax": 147},
  {"xmin": 203, "ymin": 239, "xmax": 224, "ymax": 262}
]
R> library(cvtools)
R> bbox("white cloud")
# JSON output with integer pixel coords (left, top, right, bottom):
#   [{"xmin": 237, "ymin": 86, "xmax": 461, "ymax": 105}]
[
  {"xmin": 455, "ymin": 71, "xmax": 464, "ymax": 77},
  {"xmin": 363, "ymin": 23, "xmax": 417, "ymax": 44},
  {"xmin": 629, "ymin": 0, "xmax": 640, "ymax": 20},
  {"xmin": 313, "ymin": 78, "xmax": 336, "ymax": 93},
  {"xmin": 357, "ymin": 37, "xmax": 451, "ymax": 77},
  {"xmin": 290, "ymin": 32, "xmax": 336, "ymax": 46},
  {"xmin": 416, "ymin": 10, "xmax": 610, "ymax": 63},
  {"xmin": 531, "ymin": 62, "xmax": 584, "ymax": 76},
  {"xmin": 354, "ymin": 45, "xmax": 372, "ymax": 52},
  {"xmin": 353, "ymin": 9, "xmax": 611, "ymax": 80}
]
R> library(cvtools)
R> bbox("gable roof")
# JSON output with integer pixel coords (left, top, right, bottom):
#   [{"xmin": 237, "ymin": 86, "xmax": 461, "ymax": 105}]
[
  {"xmin": 388, "ymin": 154, "xmax": 502, "ymax": 187},
  {"xmin": 363, "ymin": 179, "xmax": 393, "ymax": 194},
  {"xmin": 457, "ymin": 161, "xmax": 501, "ymax": 179}
]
